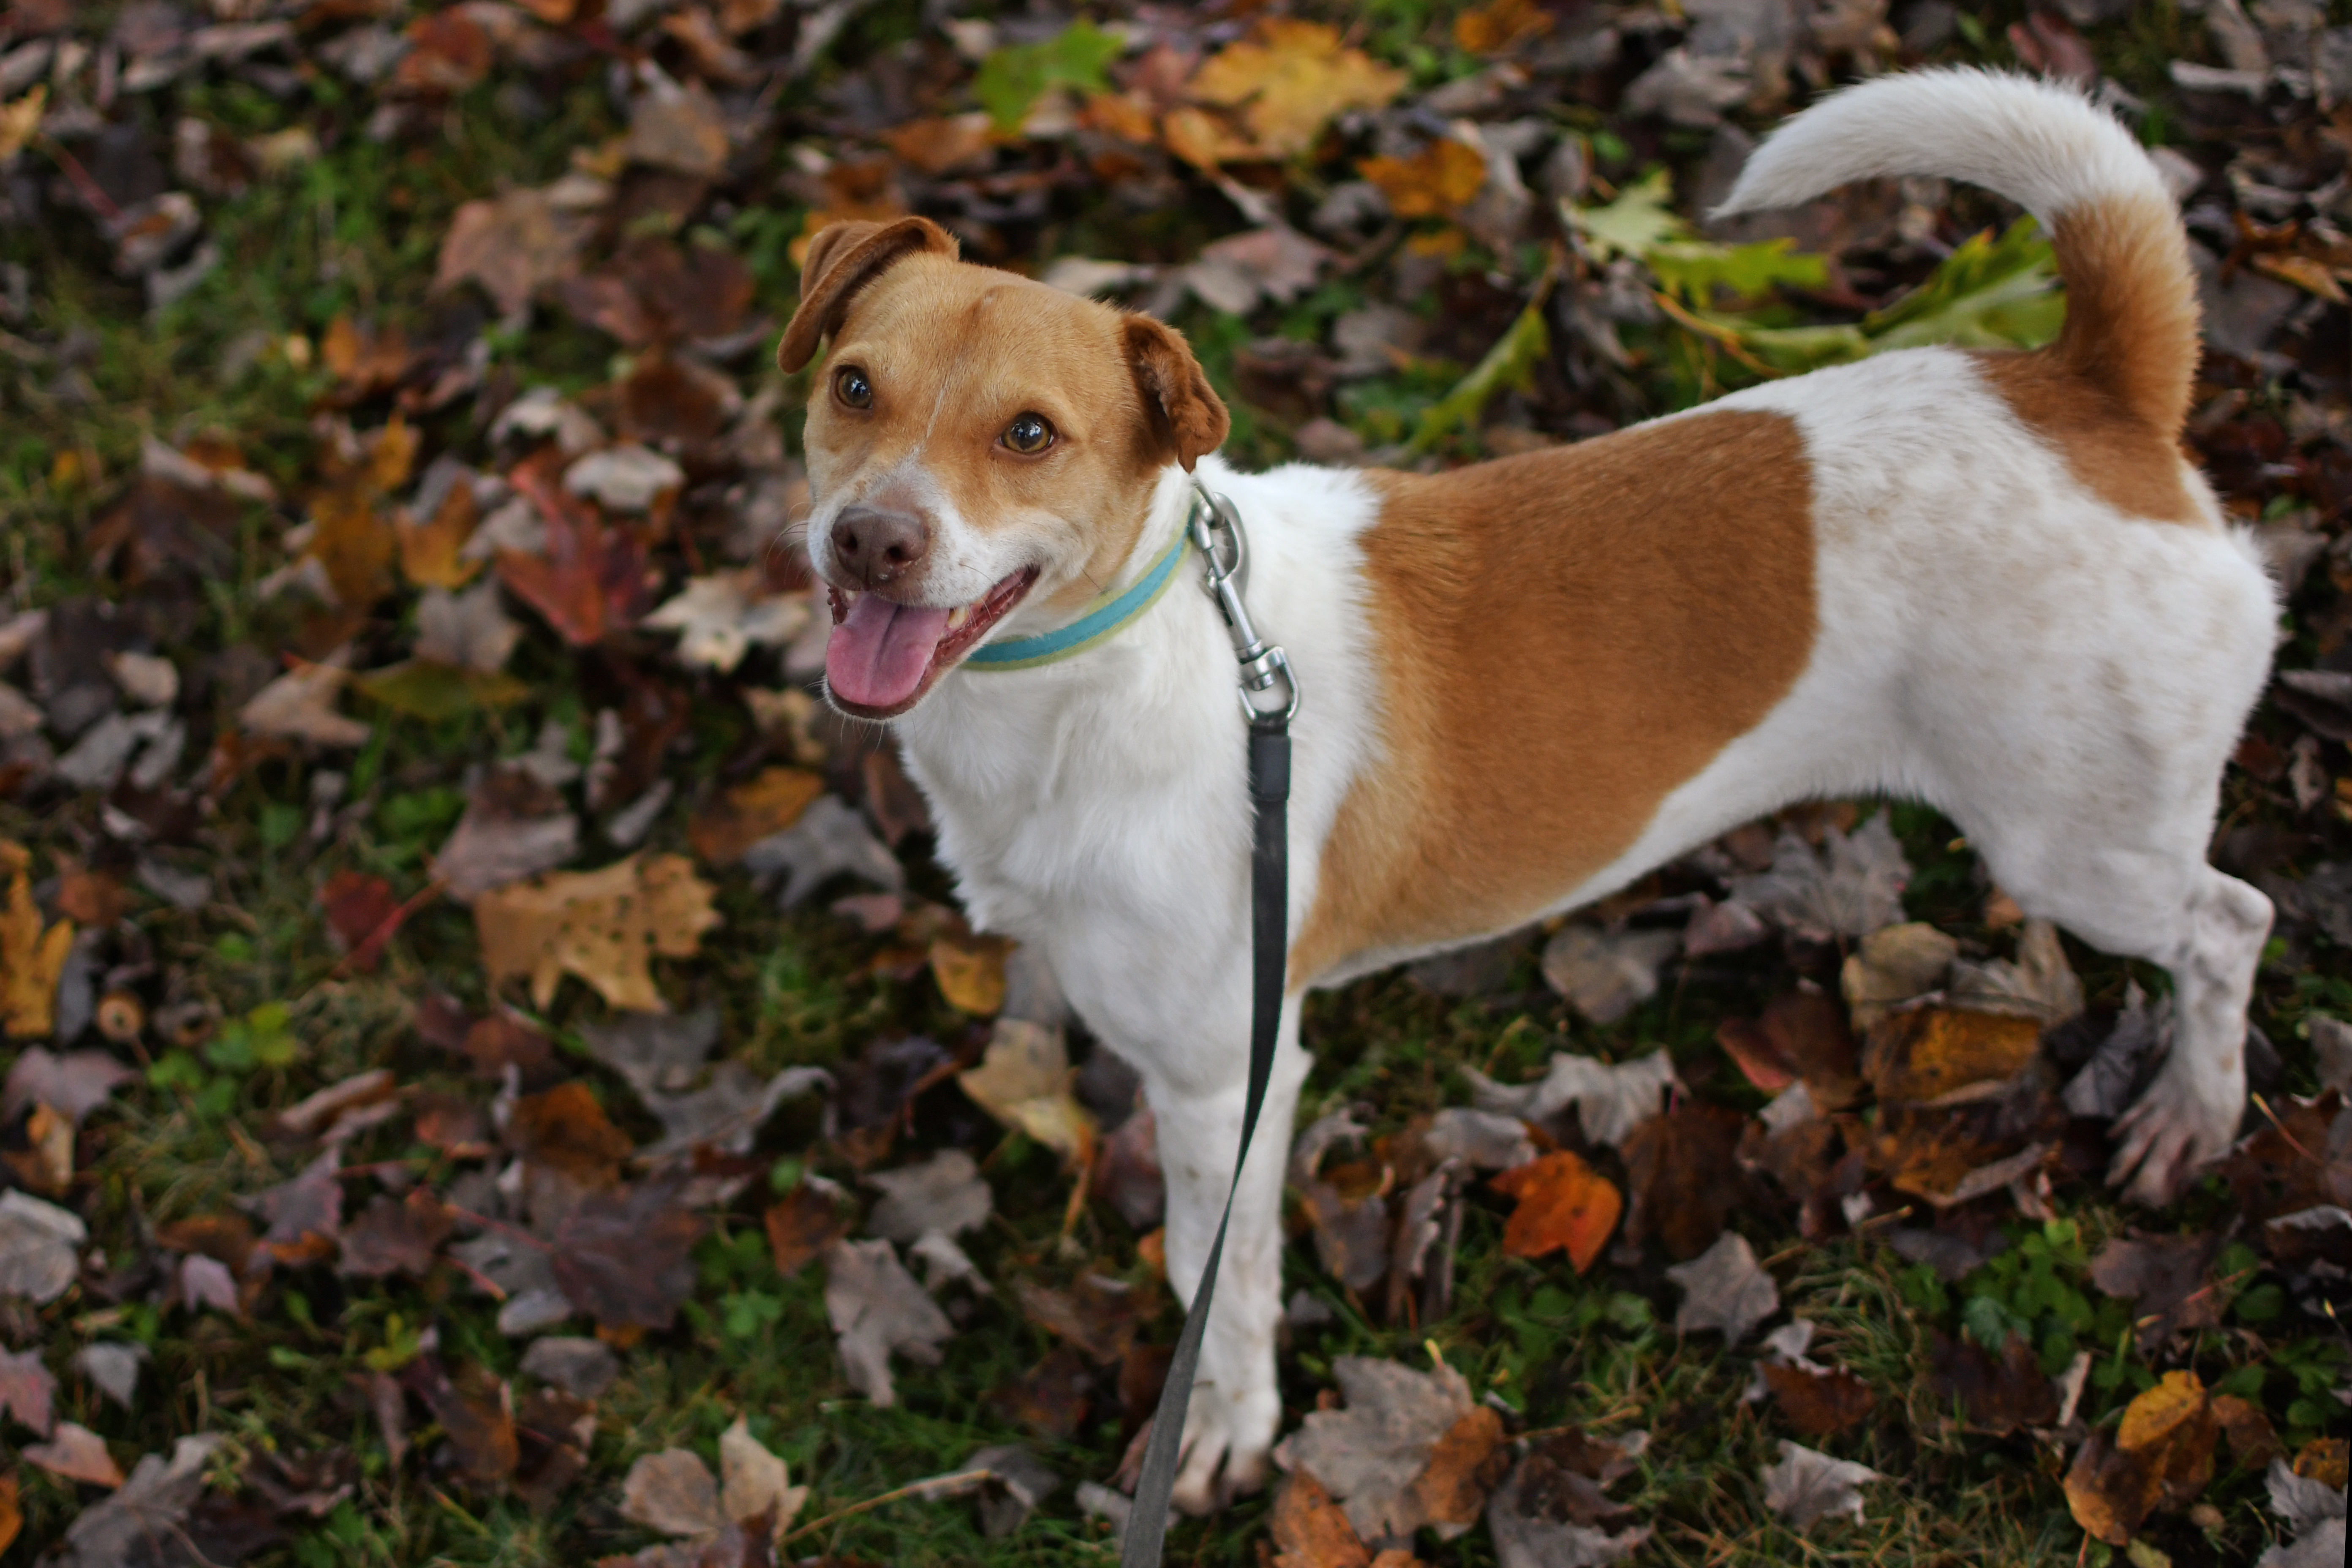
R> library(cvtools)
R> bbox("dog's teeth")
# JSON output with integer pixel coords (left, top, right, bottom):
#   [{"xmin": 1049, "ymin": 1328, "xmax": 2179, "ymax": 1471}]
[{"xmin": 947, "ymin": 606, "xmax": 970, "ymax": 629}]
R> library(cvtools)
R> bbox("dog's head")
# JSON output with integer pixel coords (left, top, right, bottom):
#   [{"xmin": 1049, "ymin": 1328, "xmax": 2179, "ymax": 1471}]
[{"xmin": 779, "ymin": 217, "xmax": 1229, "ymax": 719}]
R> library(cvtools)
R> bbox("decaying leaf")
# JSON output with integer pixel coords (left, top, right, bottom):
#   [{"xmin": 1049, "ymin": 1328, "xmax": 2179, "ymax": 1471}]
[
  {"xmin": 1664, "ymin": 1231, "xmax": 1779, "ymax": 1344},
  {"xmin": 765, "ymin": 1183, "xmax": 850, "ymax": 1279},
  {"xmin": 621, "ymin": 1447, "xmax": 726, "ymax": 1538},
  {"xmin": 720, "ymin": 1416, "xmax": 808, "ymax": 1536},
  {"xmin": 1926, "ymin": 1331, "xmax": 2056, "ymax": 1436},
  {"xmin": 1491, "ymin": 1150, "xmax": 1621, "ymax": 1272},
  {"xmin": 436, "ymin": 184, "xmax": 593, "ymax": 318},
  {"xmin": 1621, "ymin": 1100, "xmax": 1747, "ymax": 1260},
  {"xmin": 1269, "ymin": 1470, "xmax": 1372, "ymax": 1568},
  {"xmin": 642, "ymin": 570, "xmax": 806, "ymax": 673},
  {"xmin": 1, "ymin": 1188, "xmax": 95, "ymax": 1304},
  {"xmin": 1760, "ymin": 1440, "xmax": 1882, "ymax": 1529},
  {"xmin": 1727, "ymin": 814, "xmax": 1909, "ymax": 943},
  {"xmin": 687, "ymin": 768, "xmax": 823, "ymax": 866},
  {"xmin": 552, "ymin": 1181, "xmax": 708, "ymax": 1330},
  {"xmin": 1484, "ymin": 1428, "xmax": 1652, "ymax": 1568},
  {"xmin": 476, "ymin": 853, "xmax": 720, "ymax": 1011},
  {"xmin": 2064, "ymin": 1371, "xmax": 2219, "ymax": 1545},
  {"xmin": 432, "ymin": 768, "xmax": 580, "ymax": 903},
  {"xmin": 1, "ymin": 842, "xmax": 75, "ymax": 1038},
  {"xmin": 0, "ymin": 1345, "xmax": 55, "ymax": 1435},
  {"xmin": 2088, "ymin": 1230, "xmax": 2226, "ymax": 1354},
  {"xmin": 1280, "ymin": 1353, "xmax": 1484, "ymax": 1543},
  {"xmin": 4, "ymin": 1047, "xmax": 134, "ymax": 1124},
  {"xmin": 1466, "ymin": 1049, "xmax": 1679, "ymax": 1147},
  {"xmin": 1865, "ymin": 1009, "xmax": 2042, "ymax": 1106},
  {"xmin": 957, "ymin": 1019, "xmax": 1097, "ymax": 1166},
  {"xmin": 740, "ymin": 795, "xmax": 906, "ymax": 907},
  {"xmin": 825, "ymin": 1237, "xmax": 954, "ymax": 1408},
  {"xmin": 1539, "ymin": 925, "xmax": 1681, "ymax": 1024},
  {"xmin": 46, "ymin": 1435, "xmax": 223, "ymax": 1568},
  {"xmin": 1762, "ymin": 1364, "xmax": 1876, "ymax": 1438},
  {"xmin": 1946, "ymin": 919, "xmax": 2083, "ymax": 1025},
  {"xmin": 240, "ymin": 652, "xmax": 372, "ymax": 748},
  {"xmin": 25, "ymin": 1421, "xmax": 125, "ymax": 1488}
]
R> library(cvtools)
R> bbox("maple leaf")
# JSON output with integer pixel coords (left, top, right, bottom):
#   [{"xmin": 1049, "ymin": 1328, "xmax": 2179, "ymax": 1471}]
[
  {"xmin": 865, "ymin": 1149, "xmax": 995, "ymax": 1244},
  {"xmin": 1726, "ymin": 813, "xmax": 1909, "ymax": 943},
  {"xmin": 0, "ymin": 841, "xmax": 74, "ymax": 1038},
  {"xmin": 625, "ymin": 79, "xmax": 730, "ymax": 178},
  {"xmin": 687, "ymin": 768, "xmax": 824, "ymax": 867},
  {"xmin": 4, "ymin": 1047, "xmax": 133, "ymax": 1124},
  {"xmin": 498, "ymin": 453, "xmax": 652, "ymax": 647},
  {"xmin": 957, "ymin": 1019, "xmax": 1097, "ymax": 1167},
  {"xmin": 740, "ymin": 795, "xmax": 906, "ymax": 907},
  {"xmin": 2065, "ymin": 1371, "xmax": 2219, "ymax": 1544},
  {"xmin": 26, "ymin": 1421, "xmax": 125, "ymax": 1487},
  {"xmin": 1466, "ymin": 1048, "xmax": 1678, "ymax": 1147},
  {"xmin": 1664, "ymin": 1231, "xmax": 1779, "ymax": 1343},
  {"xmin": 1947, "ymin": 919, "xmax": 2084, "ymax": 1025},
  {"xmin": 1491, "ymin": 1150, "xmax": 1620, "ymax": 1271},
  {"xmin": 553, "ymin": 1180, "xmax": 707, "ymax": 1330},
  {"xmin": 2088, "ymin": 1231, "xmax": 2227, "ymax": 1354},
  {"xmin": 1359, "ymin": 138, "xmax": 1488, "ymax": 220},
  {"xmin": 1178, "ymin": 20, "xmax": 1405, "ymax": 164},
  {"xmin": 1268, "ymin": 1472, "xmax": 1371, "ymax": 1568},
  {"xmin": 435, "ymin": 184, "xmax": 593, "ymax": 319},
  {"xmin": 240, "ymin": 649, "xmax": 373, "ymax": 748},
  {"xmin": 0, "ymin": 1188, "xmax": 87, "ymax": 1304},
  {"xmin": 476, "ymin": 853, "xmax": 720, "ymax": 1012},
  {"xmin": 825, "ymin": 1237, "xmax": 954, "ymax": 1408},
  {"xmin": 1760, "ymin": 1440, "xmax": 1883, "ymax": 1529},
  {"xmin": 1282, "ymin": 1353, "xmax": 1497, "ymax": 1544},
  {"xmin": 398, "ymin": 478, "xmax": 482, "ymax": 588},
  {"xmin": 0, "ymin": 1344, "xmax": 55, "ymax": 1435},
  {"xmin": 338, "ymin": 1190, "xmax": 455, "ymax": 1279},
  {"xmin": 1539, "ymin": 925, "xmax": 1681, "ymax": 1025}
]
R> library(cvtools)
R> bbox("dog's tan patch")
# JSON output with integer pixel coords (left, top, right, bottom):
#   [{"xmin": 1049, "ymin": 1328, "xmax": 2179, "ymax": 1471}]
[
  {"xmin": 1974, "ymin": 351, "xmax": 2207, "ymax": 526},
  {"xmin": 1291, "ymin": 409, "xmax": 1816, "ymax": 982}
]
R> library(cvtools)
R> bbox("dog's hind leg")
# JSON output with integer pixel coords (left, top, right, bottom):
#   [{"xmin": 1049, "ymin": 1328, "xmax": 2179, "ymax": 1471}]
[
  {"xmin": 1140, "ymin": 1004, "xmax": 1312, "ymax": 1514},
  {"xmin": 1945, "ymin": 774, "xmax": 2270, "ymax": 1206}
]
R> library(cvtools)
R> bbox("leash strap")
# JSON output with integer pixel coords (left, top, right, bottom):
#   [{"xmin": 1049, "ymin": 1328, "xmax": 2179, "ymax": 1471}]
[{"xmin": 1119, "ymin": 485, "xmax": 1297, "ymax": 1568}]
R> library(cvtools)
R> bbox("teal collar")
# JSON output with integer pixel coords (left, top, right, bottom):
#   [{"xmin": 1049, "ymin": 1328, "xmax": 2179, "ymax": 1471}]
[{"xmin": 962, "ymin": 521, "xmax": 1191, "ymax": 672}]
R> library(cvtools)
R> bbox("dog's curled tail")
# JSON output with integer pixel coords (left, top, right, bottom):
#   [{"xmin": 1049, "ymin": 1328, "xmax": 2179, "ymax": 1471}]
[{"xmin": 1715, "ymin": 68, "xmax": 2197, "ymax": 438}]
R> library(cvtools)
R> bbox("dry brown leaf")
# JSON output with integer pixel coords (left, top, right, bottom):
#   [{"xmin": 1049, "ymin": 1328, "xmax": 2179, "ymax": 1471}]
[
  {"xmin": 24, "ymin": 1421, "xmax": 123, "ymax": 1488},
  {"xmin": 1359, "ymin": 139, "xmax": 1487, "ymax": 220},
  {"xmin": 1491, "ymin": 1151, "xmax": 1620, "ymax": 1272},
  {"xmin": 765, "ymin": 1184, "xmax": 849, "ymax": 1279},
  {"xmin": 1621, "ymin": 1101, "xmax": 1746, "ymax": 1260},
  {"xmin": 476, "ymin": 853, "xmax": 720, "ymax": 1012},
  {"xmin": 1865, "ymin": 1009, "xmax": 2042, "ymax": 1105},
  {"xmin": 1925, "ymin": 1331, "xmax": 2055, "ymax": 1436},
  {"xmin": 957, "ymin": 1020, "xmax": 1097, "ymax": 1166},
  {"xmin": 688, "ymin": 768, "xmax": 824, "ymax": 867},
  {"xmin": 1454, "ymin": 0, "xmax": 1553, "ymax": 54},
  {"xmin": 399, "ymin": 481, "xmax": 482, "ymax": 589},
  {"xmin": 435, "ymin": 186, "xmax": 592, "ymax": 318},
  {"xmin": 2065, "ymin": 1371, "xmax": 2218, "ymax": 1545},
  {"xmin": 553, "ymin": 1181, "xmax": 707, "ymax": 1331},
  {"xmin": 1, "ymin": 842, "xmax": 75, "ymax": 1038},
  {"xmin": 1270, "ymin": 1471, "xmax": 1372, "ymax": 1568},
  {"xmin": 240, "ymin": 651, "xmax": 372, "ymax": 749},
  {"xmin": 1763, "ymin": 1364, "xmax": 1877, "ymax": 1438},
  {"xmin": 508, "ymin": 1082, "xmax": 635, "ymax": 1185},
  {"xmin": 882, "ymin": 113, "xmax": 997, "ymax": 175}
]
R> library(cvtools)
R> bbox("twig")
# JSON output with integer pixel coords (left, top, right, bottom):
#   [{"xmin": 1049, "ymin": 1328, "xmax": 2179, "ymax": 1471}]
[{"xmin": 778, "ymin": 1470, "xmax": 999, "ymax": 1546}]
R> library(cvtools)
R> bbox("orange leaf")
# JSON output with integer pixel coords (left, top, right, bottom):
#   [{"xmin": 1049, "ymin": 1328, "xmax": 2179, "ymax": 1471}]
[
  {"xmin": 1358, "ymin": 139, "xmax": 1487, "ymax": 220},
  {"xmin": 930, "ymin": 931, "xmax": 1012, "ymax": 1015},
  {"xmin": 1184, "ymin": 19, "xmax": 1406, "ymax": 163},
  {"xmin": 1454, "ymin": 0, "xmax": 1554, "ymax": 54},
  {"xmin": 399, "ymin": 481, "xmax": 482, "ymax": 589},
  {"xmin": 497, "ymin": 453, "xmax": 649, "ymax": 647},
  {"xmin": 1269, "ymin": 1471, "xmax": 1370, "ymax": 1568},
  {"xmin": 687, "ymin": 768, "xmax": 824, "ymax": 866},
  {"xmin": 1490, "ymin": 1150, "xmax": 1621, "ymax": 1271}
]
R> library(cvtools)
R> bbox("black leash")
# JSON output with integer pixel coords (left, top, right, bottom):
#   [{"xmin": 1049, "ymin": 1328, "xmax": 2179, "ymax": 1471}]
[{"xmin": 1119, "ymin": 485, "xmax": 1297, "ymax": 1568}]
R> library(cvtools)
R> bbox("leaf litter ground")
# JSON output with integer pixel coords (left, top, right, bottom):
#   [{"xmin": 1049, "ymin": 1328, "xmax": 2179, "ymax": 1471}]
[{"xmin": 0, "ymin": 1, "xmax": 2349, "ymax": 1565}]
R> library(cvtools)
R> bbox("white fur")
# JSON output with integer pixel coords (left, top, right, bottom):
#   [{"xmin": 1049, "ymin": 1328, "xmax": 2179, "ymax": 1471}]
[{"xmin": 838, "ymin": 72, "xmax": 2280, "ymax": 1512}]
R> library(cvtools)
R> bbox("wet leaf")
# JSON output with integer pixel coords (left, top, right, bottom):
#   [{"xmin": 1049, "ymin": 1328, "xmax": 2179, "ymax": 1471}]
[
  {"xmin": 553, "ymin": 1180, "xmax": 707, "ymax": 1331},
  {"xmin": 1491, "ymin": 1151, "xmax": 1620, "ymax": 1271},
  {"xmin": 1762, "ymin": 1364, "xmax": 1876, "ymax": 1438}
]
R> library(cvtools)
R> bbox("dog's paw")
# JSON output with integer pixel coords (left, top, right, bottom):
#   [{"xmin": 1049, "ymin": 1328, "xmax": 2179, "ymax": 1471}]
[
  {"xmin": 2108, "ymin": 1053, "xmax": 2242, "ymax": 1207},
  {"xmin": 1168, "ymin": 1377, "xmax": 1279, "ymax": 1516}
]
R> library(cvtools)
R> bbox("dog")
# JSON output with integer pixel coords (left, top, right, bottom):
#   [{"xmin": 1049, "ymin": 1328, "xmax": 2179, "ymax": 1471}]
[{"xmin": 779, "ymin": 69, "xmax": 2278, "ymax": 1512}]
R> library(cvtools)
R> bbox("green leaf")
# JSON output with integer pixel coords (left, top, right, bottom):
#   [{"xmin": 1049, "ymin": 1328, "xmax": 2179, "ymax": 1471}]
[
  {"xmin": 1646, "ymin": 237, "xmax": 1829, "ymax": 305},
  {"xmin": 149, "ymin": 1049, "xmax": 206, "ymax": 1091},
  {"xmin": 722, "ymin": 1289, "xmax": 784, "ymax": 1339},
  {"xmin": 1864, "ymin": 218, "xmax": 2061, "ymax": 351},
  {"xmin": 353, "ymin": 659, "xmax": 531, "ymax": 723},
  {"xmin": 1563, "ymin": 167, "xmax": 1685, "ymax": 261},
  {"xmin": 973, "ymin": 21, "xmax": 1123, "ymax": 132},
  {"xmin": 1410, "ymin": 297, "xmax": 1550, "ymax": 452}
]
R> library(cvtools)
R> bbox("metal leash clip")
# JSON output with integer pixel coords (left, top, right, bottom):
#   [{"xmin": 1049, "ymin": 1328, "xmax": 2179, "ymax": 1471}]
[{"xmin": 1189, "ymin": 479, "xmax": 1301, "ymax": 726}]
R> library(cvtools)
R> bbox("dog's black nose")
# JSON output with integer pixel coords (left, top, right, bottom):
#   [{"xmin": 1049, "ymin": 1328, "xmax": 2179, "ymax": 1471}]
[{"xmin": 831, "ymin": 505, "xmax": 931, "ymax": 589}]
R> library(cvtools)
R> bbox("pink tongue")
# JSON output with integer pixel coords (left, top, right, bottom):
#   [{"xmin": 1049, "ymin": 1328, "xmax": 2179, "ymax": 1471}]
[{"xmin": 826, "ymin": 594, "xmax": 953, "ymax": 710}]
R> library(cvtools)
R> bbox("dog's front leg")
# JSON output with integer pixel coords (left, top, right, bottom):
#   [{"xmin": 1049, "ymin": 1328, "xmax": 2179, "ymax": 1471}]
[{"xmin": 1142, "ymin": 1002, "xmax": 1310, "ymax": 1515}]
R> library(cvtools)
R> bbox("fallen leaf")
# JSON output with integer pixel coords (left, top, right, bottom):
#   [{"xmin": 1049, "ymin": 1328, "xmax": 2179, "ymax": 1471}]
[
  {"xmin": 0, "ymin": 1472, "xmax": 16, "ymax": 1558},
  {"xmin": 866, "ymin": 1149, "xmax": 995, "ymax": 1244},
  {"xmin": 1465, "ymin": 1049, "xmax": 1678, "ymax": 1147},
  {"xmin": 4, "ymin": 1047, "xmax": 133, "ymax": 1124},
  {"xmin": 498, "ymin": 455, "xmax": 651, "ymax": 647},
  {"xmin": 688, "ymin": 768, "xmax": 824, "ymax": 867},
  {"xmin": 0, "ymin": 1345, "xmax": 55, "ymax": 1435},
  {"xmin": 740, "ymin": 794, "xmax": 906, "ymax": 907},
  {"xmin": 435, "ymin": 185, "xmax": 593, "ymax": 318},
  {"xmin": 255, "ymin": 1149, "xmax": 343, "ymax": 1264},
  {"xmin": 626, "ymin": 79, "xmax": 730, "ymax": 178},
  {"xmin": 414, "ymin": 579, "xmax": 523, "ymax": 674},
  {"xmin": 1282, "ymin": 1353, "xmax": 1479, "ymax": 1543},
  {"xmin": 1359, "ymin": 138, "xmax": 1488, "ymax": 220},
  {"xmin": 399, "ymin": 479, "xmax": 482, "ymax": 589},
  {"xmin": 1092, "ymin": 1105, "xmax": 1166, "ymax": 1228},
  {"xmin": 957, "ymin": 1019, "xmax": 1097, "ymax": 1166},
  {"xmin": 720, "ymin": 1416, "xmax": 807, "ymax": 1533},
  {"xmin": 1270, "ymin": 1471, "xmax": 1371, "ymax": 1568},
  {"xmin": 765, "ymin": 1184, "xmax": 850, "ymax": 1278},
  {"xmin": 989, "ymin": 1346, "xmax": 1095, "ymax": 1442},
  {"xmin": 882, "ymin": 113, "xmax": 996, "ymax": 175},
  {"xmin": 621, "ymin": 1447, "xmax": 726, "ymax": 1537},
  {"xmin": 1865, "ymin": 1009, "xmax": 2042, "ymax": 1105},
  {"xmin": 1179, "ymin": 19, "xmax": 1406, "ymax": 164},
  {"xmin": 2061, "ymin": 983, "xmax": 2169, "ymax": 1120},
  {"xmin": 338, "ymin": 1189, "xmax": 455, "ymax": 1278},
  {"xmin": 2213, "ymin": 1394, "xmax": 2285, "ymax": 1470},
  {"xmin": 1621, "ymin": 1100, "xmax": 1747, "ymax": 1260},
  {"xmin": 1926, "ymin": 1331, "xmax": 2056, "ymax": 1436},
  {"xmin": 318, "ymin": 871, "xmax": 404, "ymax": 970},
  {"xmin": 2066, "ymin": 1371, "xmax": 2218, "ymax": 1544},
  {"xmin": 408, "ymin": 1358, "xmax": 518, "ymax": 1486},
  {"xmin": 1728, "ymin": 814, "xmax": 1909, "ymax": 943},
  {"xmin": 240, "ymin": 652, "xmax": 372, "ymax": 748},
  {"xmin": 432, "ymin": 768, "xmax": 580, "ymax": 903},
  {"xmin": 1763, "ymin": 1364, "xmax": 1876, "ymax": 1438},
  {"xmin": 1760, "ymin": 1440, "xmax": 1882, "ymax": 1529},
  {"xmin": 520, "ymin": 1336, "xmax": 621, "ymax": 1401},
  {"xmin": 1718, "ymin": 991, "xmax": 1861, "ymax": 1104},
  {"xmin": 25, "ymin": 1421, "xmax": 124, "ymax": 1488},
  {"xmin": 476, "ymin": 853, "xmax": 721, "ymax": 1012},
  {"xmin": 642, "ymin": 570, "xmax": 806, "ymax": 673},
  {"xmin": 508, "ymin": 1081, "xmax": 634, "ymax": 1184},
  {"xmin": 1484, "ymin": 1430, "xmax": 1652, "ymax": 1568},
  {"xmin": 1947, "ymin": 920, "xmax": 2083, "ymax": 1025},
  {"xmin": 1539, "ymin": 925, "xmax": 1681, "ymax": 1024},
  {"xmin": 47, "ymin": 1435, "xmax": 222, "ymax": 1567},
  {"xmin": 1664, "ymin": 1231, "xmax": 1779, "ymax": 1344},
  {"xmin": 931, "ymin": 930, "xmax": 1012, "ymax": 1015},
  {"xmin": 1421, "ymin": 1108, "xmax": 1536, "ymax": 1171},
  {"xmin": 825, "ymin": 1238, "xmax": 954, "ymax": 1407},
  {"xmin": 1455, "ymin": 0, "xmax": 1553, "ymax": 55},
  {"xmin": 1491, "ymin": 1151, "xmax": 1620, "ymax": 1271},
  {"xmin": 74, "ymin": 1342, "xmax": 144, "ymax": 1412},
  {"xmin": 0, "ymin": 841, "xmax": 74, "ymax": 1037},
  {"xmin": 553, "ymin": 1180, "xmax": 708, "ymax": 1330},
  {"xmin": 1406, "ymin": 1405, "xmax": 1512, "ymax": 1537},
  {"xmin": 2088, "ymin": 1231, "xmax": 2226, "ymax": 1354}
]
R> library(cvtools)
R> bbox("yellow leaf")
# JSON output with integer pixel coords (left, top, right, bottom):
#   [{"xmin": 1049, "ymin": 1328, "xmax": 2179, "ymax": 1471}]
[
  {"xmin": 0, "ymin": 85, "xmax": 45, "ymax": 163},
  {"xmin": 368, "ymin": 413, "xmax": 420, "ymax": 495},
  {"xmin": 475, "ymin": 854, "xmax": 720, "ymax": 1012},
  {"xmin": 1358, "ymin": 138, "xmax": 1488, "ymax": 220},
  {"xmin": 398, "ymin": 482, "xmax": 482, "ymax": 589},
  {"xmin": 1454, "ymin": 0, "xmax": 1553, "ymax": 54},
  {"xmin": 929, "ymin": 930, "xmax": 1011, "ymax": 1015},
  {"xmin": 957, "ymin": 1018, "xmax": 1098, "ymax": 1166},
  {"xmin": 0, "ymin": 842, "xmax": 74, "ymax": 1039},
  {"xmin": 2250, "ymin": 252, "xmax": 2347, "ymax": 305},
  {"xmin": 2118, "ymin": 1371, "xmax": 2207, "ymax": 1454},
  {"xmin": 688, "ymin": 768, "xmax": 825, "ymax": 866},
  {"xmin": 1184, "ymin": 19, "xmax": 1406, "ymax": 163}
]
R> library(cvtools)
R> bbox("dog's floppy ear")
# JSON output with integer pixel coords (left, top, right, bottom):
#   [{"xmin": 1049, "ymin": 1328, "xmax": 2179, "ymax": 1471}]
[
  {"xmin": 776, "ymin": 216, "xmax": 958, "ymax": 373},
  {"xmin": 1123, "ymin": 315, "xmax": 1229, "ymax": 473}
]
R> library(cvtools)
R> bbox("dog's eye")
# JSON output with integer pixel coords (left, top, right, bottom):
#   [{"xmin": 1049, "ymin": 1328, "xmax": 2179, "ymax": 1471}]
[
  {"xmin": 834, "ymin": 366, "xmax": 872, "ymax": 409},
  {"xmin": 1002, "ymin": 413, "xmax": 1055, "ymax": 455}
]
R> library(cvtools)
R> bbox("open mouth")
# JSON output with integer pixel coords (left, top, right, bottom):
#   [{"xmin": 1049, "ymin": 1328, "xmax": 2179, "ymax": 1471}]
[{"xmin": 822, "ymin": 566, "xmax": 1040, "ymax": 719}]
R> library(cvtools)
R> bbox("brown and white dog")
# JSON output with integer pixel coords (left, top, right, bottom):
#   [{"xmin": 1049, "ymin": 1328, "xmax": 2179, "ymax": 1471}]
[{"xmin": 779, "ymin": 71, "xmax": 2277, "ymax": 1510}]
